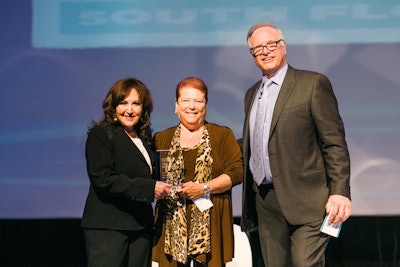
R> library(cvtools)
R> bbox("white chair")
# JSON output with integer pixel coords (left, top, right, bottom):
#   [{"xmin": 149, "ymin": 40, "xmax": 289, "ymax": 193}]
[
  {"xmin": 152, "ymin": 224, "xmax": 252, "ymax": 267},
  {"xmin": 226, "ymin": 224, "xmax": 252, "ymax": 267}
]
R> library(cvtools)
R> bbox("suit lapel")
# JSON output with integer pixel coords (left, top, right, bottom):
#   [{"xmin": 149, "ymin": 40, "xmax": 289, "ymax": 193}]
[
  {"xmin": 269, "ymin": 66, "xmax": 296, "ymax": 140},
  {"xmin": 116, "ymin": 127, "xmax": 151, "ymax": 164},
  {"xmin": 243, "ymin": 80, "xmax": 262, "ymax": 156},
  {"xmin": 244, "ymin": 81, "xmax": 262, "ymax": 127}
]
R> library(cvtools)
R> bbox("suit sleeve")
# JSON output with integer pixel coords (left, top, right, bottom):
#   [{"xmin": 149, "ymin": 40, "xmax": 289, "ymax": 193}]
[{"xmin": 311, "ymin": 74, "xmax": 351, "ymax": 198}]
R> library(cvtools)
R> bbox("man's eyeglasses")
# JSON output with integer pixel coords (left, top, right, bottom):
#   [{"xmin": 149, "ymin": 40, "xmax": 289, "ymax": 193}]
[{"xmin": 250, "ymin": 39, "xmax": 285, "ymax": 56}]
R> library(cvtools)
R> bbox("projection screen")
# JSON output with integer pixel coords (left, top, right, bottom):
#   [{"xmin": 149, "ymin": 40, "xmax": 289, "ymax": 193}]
[{"xmin": 0, "ymin": 0, "xmax": 399, "ymax": 218}]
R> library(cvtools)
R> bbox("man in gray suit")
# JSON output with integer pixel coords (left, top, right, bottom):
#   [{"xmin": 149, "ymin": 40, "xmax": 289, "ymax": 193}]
[{"xmin": 241, "ymin": 22, "xmax": 352, "ymax": 267}]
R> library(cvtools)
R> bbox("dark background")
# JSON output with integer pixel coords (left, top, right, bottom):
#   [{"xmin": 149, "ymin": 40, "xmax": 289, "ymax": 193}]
[{"xmin": 1, "ymin": 217, "xmax": 399, "ymax": 266}]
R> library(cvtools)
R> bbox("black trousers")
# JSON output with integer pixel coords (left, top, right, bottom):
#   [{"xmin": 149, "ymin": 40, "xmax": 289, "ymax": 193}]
[{"xmin": 83, "ymin": 228, "xmax": 152, "ymax": 267}]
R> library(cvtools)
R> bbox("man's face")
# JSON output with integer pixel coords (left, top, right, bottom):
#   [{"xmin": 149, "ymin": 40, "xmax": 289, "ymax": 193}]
[{"xmin": 248, "ymin": 26, "xmax": 287, "ymax": 78}]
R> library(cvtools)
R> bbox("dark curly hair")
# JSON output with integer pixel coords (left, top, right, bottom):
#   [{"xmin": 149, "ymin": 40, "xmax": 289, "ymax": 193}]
[{"xmin": 96, "ymin": 77, "xmax": 154, "ymax": 147}]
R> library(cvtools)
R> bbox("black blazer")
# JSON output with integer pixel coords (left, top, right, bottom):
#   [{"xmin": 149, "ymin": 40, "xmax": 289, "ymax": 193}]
[
  {"xmin": 81, "ymin": 123, "xmax": 156, "ymax": 231},
  {"xmin": 241, "ymin": 65, "xmax": 350, "ymax": 231}
]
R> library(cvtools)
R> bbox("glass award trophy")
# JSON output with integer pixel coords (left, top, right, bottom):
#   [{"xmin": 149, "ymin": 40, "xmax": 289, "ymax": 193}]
[{"xmin": 156, "ymin": 149, "xmax": 169, "ymax": 182}]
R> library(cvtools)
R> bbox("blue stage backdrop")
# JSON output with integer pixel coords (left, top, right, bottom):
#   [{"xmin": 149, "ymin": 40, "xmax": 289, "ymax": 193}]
[{"xmin": 1, "ymin": 0, "xmax": 399, "ymax": 218}]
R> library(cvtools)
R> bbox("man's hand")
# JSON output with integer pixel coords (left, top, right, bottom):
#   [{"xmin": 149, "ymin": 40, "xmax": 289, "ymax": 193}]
[{"xmin": 325, "ymin": 195, "xmax": 352, "ymax": 224}]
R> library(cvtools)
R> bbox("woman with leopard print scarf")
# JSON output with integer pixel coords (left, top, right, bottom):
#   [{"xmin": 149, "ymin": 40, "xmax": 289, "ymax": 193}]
[{"xmin": 152, "ymin": 77, "xmax": 244, "ymax": 267}]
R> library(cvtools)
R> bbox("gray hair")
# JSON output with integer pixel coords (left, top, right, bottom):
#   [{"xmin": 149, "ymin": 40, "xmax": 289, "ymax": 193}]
[{"xmin": 246, "ymin": 22, "xmax": 284, "ymax": 41}]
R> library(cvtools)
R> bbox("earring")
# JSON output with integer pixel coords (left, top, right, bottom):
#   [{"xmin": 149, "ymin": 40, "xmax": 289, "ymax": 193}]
[{"xmin": 113, "ymin": 117, "xmax": 118, "ymax": 121}]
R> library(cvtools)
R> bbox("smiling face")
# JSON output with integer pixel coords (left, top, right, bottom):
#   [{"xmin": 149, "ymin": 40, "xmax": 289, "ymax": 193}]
[
  {"xmin": 115, "ymin": 88, "xmax": 142, "ymax": 132},
  {"xmin": 175, "ymin": 86, "xmax": 207, "ymax": 131},
  {"xmin": 248, "ymin": 26, "xmax": 287, "ymax": 78}
]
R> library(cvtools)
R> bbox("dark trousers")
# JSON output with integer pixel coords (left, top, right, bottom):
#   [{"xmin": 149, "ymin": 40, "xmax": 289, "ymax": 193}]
[
  {"xmin": 84, "ymin": 228, "xmax": 152, "ymax": 267},
  {"xmin": 255, "ymin": 185, "xmax": 329, "ymax": 267},
  {"xmin": 177, "ymin": 260, "xmax": 208, "ymax": 267}
]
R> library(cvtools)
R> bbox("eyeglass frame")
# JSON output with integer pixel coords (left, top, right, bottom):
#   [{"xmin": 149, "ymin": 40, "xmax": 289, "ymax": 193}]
[
  {"xmin": 177, "ymin": 98, "xmax": 207, "ymax": 107},
  {"xmin": 249, "ymin": 39, "xmax": 285, "ymax": 56}
]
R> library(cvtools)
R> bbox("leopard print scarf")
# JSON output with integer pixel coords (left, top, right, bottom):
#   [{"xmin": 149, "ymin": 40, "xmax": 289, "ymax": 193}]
[{"xmin": 164, "ymin": 124, "xmax": 212, "ymax": 264}]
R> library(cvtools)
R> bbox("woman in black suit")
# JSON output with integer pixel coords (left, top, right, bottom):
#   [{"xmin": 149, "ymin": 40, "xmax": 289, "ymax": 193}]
[{"xmin": 81, "ymin": 77, "xmax": 171, "ymax": 267}]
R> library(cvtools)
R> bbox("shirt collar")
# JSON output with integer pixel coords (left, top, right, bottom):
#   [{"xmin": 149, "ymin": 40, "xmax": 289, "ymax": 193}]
[{"xmin": 262, "ymin": 63, "xmax": 288, "ymax": 87}]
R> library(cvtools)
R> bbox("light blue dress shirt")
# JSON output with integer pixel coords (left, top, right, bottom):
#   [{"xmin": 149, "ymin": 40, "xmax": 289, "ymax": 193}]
[{"xmin": 250, "ymin": 64, "xmax": 288, "ymax": 184}]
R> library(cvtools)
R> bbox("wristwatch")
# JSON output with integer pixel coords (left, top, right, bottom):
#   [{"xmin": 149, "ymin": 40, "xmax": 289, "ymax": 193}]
[{"xmin": 203, "ymin": 182, "xmax": 211, "ymax": 198}]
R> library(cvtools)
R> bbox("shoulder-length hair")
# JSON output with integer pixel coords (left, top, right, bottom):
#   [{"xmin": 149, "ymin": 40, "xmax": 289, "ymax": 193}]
[{"xmin": 96, "ymin": 77, "xmax": 154, "ymax": 146}]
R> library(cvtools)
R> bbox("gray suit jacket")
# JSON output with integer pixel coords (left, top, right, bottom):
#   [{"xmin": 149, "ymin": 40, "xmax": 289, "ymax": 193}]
[{"xmin": 241, "ymin": 65, "xmax": 350, "ymax": 231}]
